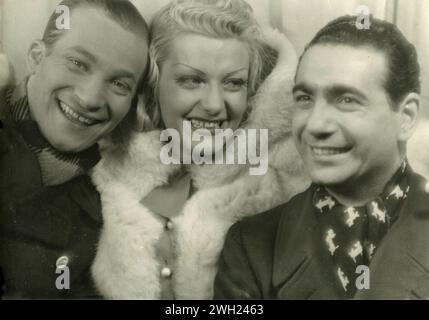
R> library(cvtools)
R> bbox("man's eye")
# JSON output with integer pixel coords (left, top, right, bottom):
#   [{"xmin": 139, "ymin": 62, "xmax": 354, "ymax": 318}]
[
  {"xmin": 175, "ymin": 76, "xmax": 204, "ymax": 89},
  {"xmin": 293, "ymin": 94, "xmax": 313, "ymax": 110},
  {"xmin": 223, "ymin": 79, "xmax": 248, "ymax": 92},
  {"xmin": 67, "ymin": 58, "xmax": 88, "ymax": 71},
  {"xmin": 112, "ymin": 80, "xmax": 131, "ymax": 94},
  {"xmin": 338, "ymin": 96, "xmax": 359, "ymax": 104},
  {"xmin": 294, "ymin": 94, "xmax": 312, "ymax": 103}
]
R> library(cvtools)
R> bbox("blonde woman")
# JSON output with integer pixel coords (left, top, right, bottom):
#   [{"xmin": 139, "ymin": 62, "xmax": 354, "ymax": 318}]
[{"xmin": 91, "ymin": 0, "xmax": 309, "ymax": 299}]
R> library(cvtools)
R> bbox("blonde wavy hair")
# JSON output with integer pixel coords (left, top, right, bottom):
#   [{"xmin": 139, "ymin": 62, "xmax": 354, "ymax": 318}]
[{"xmin": 140, "ymin": 0, "xmax": 269, "ymax": 131}]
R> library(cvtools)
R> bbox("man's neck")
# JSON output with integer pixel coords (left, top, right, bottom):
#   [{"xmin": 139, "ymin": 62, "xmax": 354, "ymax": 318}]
[{"xmin": 325, "ymin": 159, "xmax": 404, "ymax": 207}]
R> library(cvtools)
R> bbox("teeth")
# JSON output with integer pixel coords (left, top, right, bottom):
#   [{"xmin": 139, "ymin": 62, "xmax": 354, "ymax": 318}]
[
  {"xmin": 189, "ymin": 119, "xmax": 222, "ymax": 130},
  {"xmin": 312, "ymin": 147, "xmax": 349, "ymax": 156},
  {"xmin": 59, "ymin": 102, "xmax": 96, "ymax": 125}
]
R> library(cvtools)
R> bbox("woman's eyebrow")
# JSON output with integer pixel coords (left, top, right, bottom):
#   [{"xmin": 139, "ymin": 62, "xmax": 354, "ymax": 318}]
[
  {"xmin": 173, "ymin": 63, "xmax": 248, "ymax": 78},
  {"xmin": 173, "ymin": 63, "xmax": 205, "ymax": 75},
  {"xmin": 224, "ymin": 67, "xmax": 248, "ymax": 77}
]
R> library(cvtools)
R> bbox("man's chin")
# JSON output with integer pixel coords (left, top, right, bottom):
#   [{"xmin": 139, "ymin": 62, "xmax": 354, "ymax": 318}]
[
  {"xmin": 308, "ymin": 167, "xmax": 352, "ymax": 187},
  {"xmin": 48, "ymin": 138, "xmax": 95, "ymax": 153}
]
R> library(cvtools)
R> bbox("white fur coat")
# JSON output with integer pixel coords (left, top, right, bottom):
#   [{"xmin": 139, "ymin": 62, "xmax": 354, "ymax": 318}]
[
  {"xmin": 91, "ymin": 29, "xmax": 310, "ymax": 299},
  {"xmin": 0, "ymin": 54, "xmax": 11, "ymax": 89}
]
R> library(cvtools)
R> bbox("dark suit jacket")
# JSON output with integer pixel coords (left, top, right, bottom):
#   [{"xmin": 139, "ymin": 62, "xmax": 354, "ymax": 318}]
[
  {"xmin": 0, "ymin": 89, "xmax": 102, "ymax": 299},
  {"xmin": 214, "ymin": 170, "xmax": 429, "ymax": 299}
]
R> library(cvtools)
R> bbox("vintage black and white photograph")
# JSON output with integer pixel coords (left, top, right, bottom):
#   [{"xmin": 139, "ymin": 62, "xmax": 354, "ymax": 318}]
[{"xmin": 0, "ymin": 0, "xmax": 428, "ymax": 301}]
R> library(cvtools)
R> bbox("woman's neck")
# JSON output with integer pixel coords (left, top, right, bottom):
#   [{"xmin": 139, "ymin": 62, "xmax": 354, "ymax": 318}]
[{"xmin": 142, "ymin": 170, "xmax": 192, "ymax": 219}]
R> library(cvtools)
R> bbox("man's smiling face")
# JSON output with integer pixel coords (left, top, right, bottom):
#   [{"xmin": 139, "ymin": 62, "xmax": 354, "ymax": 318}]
[
  {"xmin": 292, "ymin": 44, "xmax": 403, "ymax": 190},
  {"xmin": 27, "ymin": 7, "xmax": 148, "ymax": 152}
]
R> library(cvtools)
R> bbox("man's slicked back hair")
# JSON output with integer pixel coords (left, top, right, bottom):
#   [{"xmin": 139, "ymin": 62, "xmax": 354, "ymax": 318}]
[{"xmin": 299, "ymin": 15, "xmax": 421, "ymax": 108}]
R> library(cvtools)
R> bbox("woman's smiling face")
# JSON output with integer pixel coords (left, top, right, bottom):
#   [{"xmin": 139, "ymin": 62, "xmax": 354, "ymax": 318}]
[{"xmin": 158, "ymin": 33, "xmax": 250, "ymax": 155}]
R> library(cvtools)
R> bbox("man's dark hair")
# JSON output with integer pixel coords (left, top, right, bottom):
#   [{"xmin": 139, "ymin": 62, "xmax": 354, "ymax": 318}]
[
  {"xmin": 42, "ymin": 0, "xmax": 149, "ymax": 47},
  {"xmin": 299, "ymin": 15, "xmax": 421, "ymax": 108}
]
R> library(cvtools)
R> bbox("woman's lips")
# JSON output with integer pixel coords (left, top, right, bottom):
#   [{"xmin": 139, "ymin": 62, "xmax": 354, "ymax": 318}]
[
  {"xmin": 187, "ymin": 118, "xmax": 223, "ymax": 129},
  {"xmin": 184, "ymin": 118, "xmax": 227, "ymax": 135}
]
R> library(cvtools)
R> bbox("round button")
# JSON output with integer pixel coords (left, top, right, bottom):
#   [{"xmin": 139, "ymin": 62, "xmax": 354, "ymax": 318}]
[
  {"xmin": 56, "ymin": 256, "xmax": 69, "ymax": 269},
  {"xmin": 166, "ymin": 221, "xmax": 173, "ymax": 230},
  {"xmin": 425, "ymin": 181, "xmax": 429, "ymax": 194},
  {"xmin": 161, "ymin": 267, "xmax": 172, "ymax": 278}
]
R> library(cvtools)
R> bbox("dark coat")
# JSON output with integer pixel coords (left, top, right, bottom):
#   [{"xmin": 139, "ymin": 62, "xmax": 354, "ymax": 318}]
[
  {"xmin": 0, "ymin": 90, "xmax": 102, "ymax": 299},
  {"xmin": 214, "ymin": 170, "xmax": 429, "ymax": 299}
]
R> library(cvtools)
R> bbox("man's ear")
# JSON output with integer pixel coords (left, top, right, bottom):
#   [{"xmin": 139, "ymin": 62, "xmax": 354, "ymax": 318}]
[
  {"xmin": 27, "ymin": 40, "xmax": 47, "ymax": 74},
  {"xmin": 397, "ymin": 92, "xmax": 420, "ymax": 142}
]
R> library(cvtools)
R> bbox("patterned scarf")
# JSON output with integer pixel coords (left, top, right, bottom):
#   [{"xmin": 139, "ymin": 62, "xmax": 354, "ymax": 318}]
[
  {"xmin": 313, "ymin": 161, "xmax": 410, "ymax": 297},
  {"xmin": 5, "ymin": 79, "xmax": 100, "ymax": 186}
]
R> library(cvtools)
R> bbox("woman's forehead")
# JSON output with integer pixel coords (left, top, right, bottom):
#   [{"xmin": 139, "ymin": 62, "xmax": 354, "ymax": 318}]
[{"xmin": 162, "ymin": 33, "xmax": 250, "ymax": 73}]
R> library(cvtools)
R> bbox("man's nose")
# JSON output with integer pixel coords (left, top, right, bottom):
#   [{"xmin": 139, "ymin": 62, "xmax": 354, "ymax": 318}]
[
  {"xmin": 200, "ymin": 84, "xmax": 224, "ymax": 116},
  {"xmin": 75, "ymin": 76, "xmax": 107, "ymax": 111},
  {"xmin": 305, "ymin": 100, "xmax": 336, "ymax": 138}
]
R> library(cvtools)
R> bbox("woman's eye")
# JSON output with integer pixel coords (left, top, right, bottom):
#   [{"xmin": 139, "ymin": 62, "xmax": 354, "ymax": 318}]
[
  {"xmin": 223, "ymin": 79, "xmax": 247, "ymax": 91},
  {"xmin": 67, "ymin": 58, "xmax": 88, "ymax": 72},
  {"xmin": 176, "ymin": 76, "xmax": 204, "ymax": 89}
]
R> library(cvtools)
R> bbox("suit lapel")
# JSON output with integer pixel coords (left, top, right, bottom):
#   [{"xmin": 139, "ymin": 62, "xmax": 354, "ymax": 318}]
[
  {"xmin": 272, "ymin": 172, "xmax": 429, "ymax": 299},
  {"xmin": 272, "ymin": 186, "xmax": 343, "ymax": 299},
  {"xmin": 356, "ymin": 172, "xmax": 429, "ymax": 299}
]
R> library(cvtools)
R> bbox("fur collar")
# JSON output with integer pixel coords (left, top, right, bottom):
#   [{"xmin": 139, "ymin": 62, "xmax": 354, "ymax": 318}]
[
  {"xmin": 0, "ymin": 54, "xmax": 11, "ymax": 90},
  {"xmin": 91, "ymin": 28, "xmax": 310, "ymax": 299}
]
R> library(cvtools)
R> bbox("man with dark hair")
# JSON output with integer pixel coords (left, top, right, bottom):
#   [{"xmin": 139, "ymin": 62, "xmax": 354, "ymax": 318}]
[
  {"xmin": 214, "ymin": 15, "xmax": 429, "ymax": 299},
  {"xmin": 0, "ymin": 0, "xmax": 149, "ymax": 298}
]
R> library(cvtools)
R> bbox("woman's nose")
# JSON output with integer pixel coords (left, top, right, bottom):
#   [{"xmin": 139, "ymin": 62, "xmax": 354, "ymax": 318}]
[{"xmin": 200, "ymin": 84, "xmax": 224, "ymax": 115}]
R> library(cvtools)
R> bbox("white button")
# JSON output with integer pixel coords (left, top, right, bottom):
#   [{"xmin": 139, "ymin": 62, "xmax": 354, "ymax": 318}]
[
  {"xmin": 56, "ymin": 256, "xmax": 69, "ymax": 269},
  {"xmin": 425, "ymin": 182, "xmax": 429, "ymax": 193},
  {"xmin": 166, "ymin": 221, "xmax": 173, "ymax": 230},
  {"xmin": 161, "ymin": 267, "xmax": 172, "ymax": 278}
]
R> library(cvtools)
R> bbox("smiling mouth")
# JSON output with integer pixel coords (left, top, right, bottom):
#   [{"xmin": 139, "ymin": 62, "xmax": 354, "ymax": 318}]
[
  {"xmin": 186, "ymin": 118, "xmax": 225, "ymax": 131},
  {"xmin": 58, "ymin": 101, "xmax": 101, "ymax": 126},
  {"xmin": 311, "ymin": 146, "xmax": 352, "ymax": 156}
]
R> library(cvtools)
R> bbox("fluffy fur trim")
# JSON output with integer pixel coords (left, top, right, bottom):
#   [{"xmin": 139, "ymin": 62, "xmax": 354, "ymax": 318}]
[
  {"xmin": 0, "ymin": 54, "xmax": 11, "ymax": 89},
  {"xmin": 91, "ymin": 28, "xmax": 309, "ymax": 299}
]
